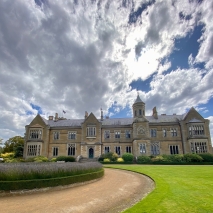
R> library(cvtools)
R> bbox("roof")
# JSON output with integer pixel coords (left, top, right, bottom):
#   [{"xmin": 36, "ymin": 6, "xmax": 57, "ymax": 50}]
[
  {"xmin": 48, "ymin": 119, "xmax": 84, "ymax": 127},
  {"xmin": 134, "ymin": 94, "xmax": 144, "ymax": 103},
  {"xmin": 102, "ymin": 118, "xmax": 133, "ymax": 126},
  {"xmin": 43, "ymin": 114, "xmax": 184, "ymax": 128}
]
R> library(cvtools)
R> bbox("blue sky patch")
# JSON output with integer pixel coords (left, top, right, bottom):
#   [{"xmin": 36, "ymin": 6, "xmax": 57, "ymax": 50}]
[{"xmin": 30, "ymin": 103, "xmax": 43, "ymax": 114}]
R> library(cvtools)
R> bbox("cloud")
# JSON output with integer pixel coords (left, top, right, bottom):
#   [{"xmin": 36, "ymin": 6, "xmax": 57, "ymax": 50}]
[{"xmin": 0, "ymin": 0, "xmax": 213, "ymax": 143}]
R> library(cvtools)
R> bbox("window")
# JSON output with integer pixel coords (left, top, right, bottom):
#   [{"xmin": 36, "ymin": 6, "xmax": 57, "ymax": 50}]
[
  {"xmin": 68, "ymin": 132, "xmax": 76, "ymax": 139},
  {"xmin": 29, "ymin": 130, "xmax": 42, "ymax": 139},
  {"xmin": 171, "ymin": 128, "xmax": 177, "ymax": 137},
  {"xmin": 54, "ymin": 131, "xmax": 60, "ymax": 140},
  {"xmin": 139, "ymin": 109, "xmax": 142, "ymax": 115},
  {"xmin": 68, "ymin": 144, "xmax": 75, "ymax": 156},
  {"xmin": 163, "ymin": 129, "xmax": 167, "ymax": 137},
  {"xmin": 125, "ymin": 130, "xmax": 131, "ymax": 139},
  {"xmin": 135, "ymin": 110, "xmax": 137, "ymax": 116},
  {"xmin": 53, "ymin": 147, "xmax": 58, "ymax": 156},
  {"xmin": 115, "ymin": 146, "xmax": 121, "ymax": 155},
  {"xmin": 191, "ymin": 142, "xmax": 207, "ymax": 153},
  {"xmin": 170, "ymin": 145, "xmax": 179, "ymax": 154},
  {"xmin": 189, "ymin": 125, "xmax": 204, "ymax": 136},
  {"xmin": 87, "ymin": 127, "xmax": 96, "ymax": 137},
  {"xmin": 139, "ymin": 144, "xmax": 146, "ymax": 154},
  {"xmin": 104, "ymin": 130, "xmax": 110, "ymax": 139},
  {"xmin": 126, "ymin": 146, "xmax": 131, "ymax": 153},
  {"xmin": 27, "ymin": 144, "xmax": 41, "ymax": 156},
  {"xmin": 104, "ymin": 146, "xmax": 110, "ymax": 153},
  {"xmin": 115, "ymin": 131, "xmax": 120, "ymax": 139},
  {"xmin": 151, "ymin": 142, "xmax": 160, "ymax": 155},
  {"xmin": 150, "ymin": 129, "xmax": 157, "ymax": 137}
]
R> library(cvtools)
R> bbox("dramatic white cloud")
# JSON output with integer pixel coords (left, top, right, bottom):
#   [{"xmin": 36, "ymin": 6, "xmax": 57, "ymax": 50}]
[{"xmin": 0, "ymin": 0, "xmax": 212, "ymax": 144}]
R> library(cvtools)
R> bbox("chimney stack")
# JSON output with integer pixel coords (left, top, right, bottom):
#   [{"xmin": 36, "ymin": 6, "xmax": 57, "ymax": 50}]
[
  {"xmin": 55, "ymin": 113, "xmax": 58, "ymax": 121},
  {"xmin": 152, "ymin": 107, "xmax": 158, "ymax": 119},
  {"xmin": 49, "ymin": 116, "xmax": 53, "ymax": 120},
  {"xmin": 85, "ymin": 111, "xmax": 88, "ymax": 119},
  {"xmin": 101, "ymin": 108, "xmax": 103, "ymax": 121}
]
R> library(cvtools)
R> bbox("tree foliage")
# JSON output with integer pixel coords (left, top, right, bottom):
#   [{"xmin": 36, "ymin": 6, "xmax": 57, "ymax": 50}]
[{"xmin": 3, "ymin": 136, "xmax": 24, "ymax": 157}]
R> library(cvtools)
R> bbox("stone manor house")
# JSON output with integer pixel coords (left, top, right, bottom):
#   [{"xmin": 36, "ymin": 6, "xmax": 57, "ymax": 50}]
[{"xmin": 24, "ymin": 95, "xmax": 212, "ymax": 159}]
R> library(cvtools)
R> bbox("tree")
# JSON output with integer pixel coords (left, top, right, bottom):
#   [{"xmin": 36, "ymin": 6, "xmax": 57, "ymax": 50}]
[{"xmin": 3, "ymin": 136, "xmax": 24, "ymax": 157}]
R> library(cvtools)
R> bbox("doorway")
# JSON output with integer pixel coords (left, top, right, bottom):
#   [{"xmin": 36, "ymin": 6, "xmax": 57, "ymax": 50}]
[{"xmin": 88, "ymin": 148, "xmax": 94, "ymax": 158}]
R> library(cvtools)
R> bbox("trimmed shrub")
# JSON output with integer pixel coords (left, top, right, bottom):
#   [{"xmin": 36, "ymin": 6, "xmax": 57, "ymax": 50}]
[
  {"xmin": 198, "ymin": 153, "xmax": 213, "ymax": 162},
  {"xmin": 103, "ymin": 158, "xmax": 110, "ymax": 163},
  {"xmin": 34, "ymin": 156, "xmax": 49, "ymax": 162},
  {"xmin": 122, "ymin": 153, "xmax": 134, "ymax": 162},
  {"xmin": 152, "ymin": 155, "xmax": 165, "ymax": 163},
  {"xmin": 117, "ymin": 158, "xmax": 124, "ymax": 163},
  {"xmin": 50, "ymin": 158, "xmax": 57, "ymax": 162},
  {"xmin": 137, "ymin": 156, "xmax": 151, "ymax": 164},
  {"xmin": 183, "ymin": 153, "xmax": 203, "ymax": 162},
  {"xmin": 111, "ymin": 153, "xmax": 118, "ymax": 162},
  {"xmin": 0, "ymin": 169, "xmax": 104, "ymax": 191},
  {"xmin": 56, "ymin": 156, "xmax": 75, "ymax": 162}
]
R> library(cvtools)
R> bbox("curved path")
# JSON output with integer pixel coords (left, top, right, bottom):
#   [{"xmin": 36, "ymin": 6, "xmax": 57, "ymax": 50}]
[{"xmin": 0, "ymin": 168, "xmax": 154, "ymax": 213}]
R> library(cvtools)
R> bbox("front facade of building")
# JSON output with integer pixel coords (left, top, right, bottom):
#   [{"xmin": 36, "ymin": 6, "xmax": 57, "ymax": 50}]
[{"xmin": 24, "ymin": 95, "xmax": 212, "ymax": 159}]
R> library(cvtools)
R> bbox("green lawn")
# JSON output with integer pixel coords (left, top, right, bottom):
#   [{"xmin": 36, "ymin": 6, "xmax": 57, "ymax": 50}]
[{"xmin": 105, "ymin": 165, "xmax": 213, "ymax": 213}]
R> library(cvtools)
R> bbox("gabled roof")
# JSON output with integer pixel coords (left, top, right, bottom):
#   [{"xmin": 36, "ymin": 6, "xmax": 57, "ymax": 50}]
[{"xmin": 146, "ymin": 115, "xmax": 183, "ymax": 123}]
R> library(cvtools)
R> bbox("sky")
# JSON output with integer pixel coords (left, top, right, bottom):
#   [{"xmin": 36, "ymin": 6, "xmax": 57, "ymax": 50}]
[{"xmin": 0, "ymin": 0, "xmax": 213, "ymax": 145}]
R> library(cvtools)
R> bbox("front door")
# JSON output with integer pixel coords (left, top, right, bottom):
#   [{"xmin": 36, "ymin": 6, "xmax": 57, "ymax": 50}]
[{"xmin": 88, "ymin": 148, "xmax": 94, "ymax": 158}]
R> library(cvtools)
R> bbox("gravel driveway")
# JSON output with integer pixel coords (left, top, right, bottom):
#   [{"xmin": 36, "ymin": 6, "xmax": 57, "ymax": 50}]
[{"xmin": 0, "ymin": 168, "xmax": 154, "ymax": 213}]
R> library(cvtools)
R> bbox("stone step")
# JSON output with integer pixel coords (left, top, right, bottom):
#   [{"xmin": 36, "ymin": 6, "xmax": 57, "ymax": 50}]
[{"xmin": 79, "ymin": 158, "xmax": 98, "ymax": 163}]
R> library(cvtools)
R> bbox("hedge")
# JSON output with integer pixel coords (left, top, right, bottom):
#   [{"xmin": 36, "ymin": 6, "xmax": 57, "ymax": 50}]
[{"xmin": 0, "ymin": 169, "xmax": 104, "ymax": 191}]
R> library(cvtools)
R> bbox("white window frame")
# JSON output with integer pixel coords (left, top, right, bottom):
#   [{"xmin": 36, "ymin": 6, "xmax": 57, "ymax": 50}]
[
  {"xmin": 151, "ymin": 142, "xmax": 160, "ymax": 155},
  {"xmin": 170, "ymin": 128, "xmax": 177, "ymax": 137},
  {"xmin": 125, "ymin": 130, "xmax": 131, "ymax": 139},
  {"xmin": 162, "ymin": 128, "xmax": 167, "ymax": 137},
  {"xmin": 52, "ymin": 147, "xmax": 59, "ymax": 157},
  {"xmin": 191, "ymin": 142, "xmax": 207, "ymax": 153},
  {"xmin": 68, "ymin": 131, "xmax": 76, "ymax": 140},
  {"xmin": 115, "ymin": 146, "xmax": 121, "ymax": 155},
  {"xmin": 169, "ymin": 145, "xmax": 179, "ymax": 154},
  {"xmin": 126, "ymin": 146, "xmax": 132, "ymax": 153},
  {"xmin": 139, "ymin": 143, "xmax": 146, "ymax": 154},
  {"xmin": 29, "ymin": 129, "xmax": 42, "ymax": 139},
  {"xmin": 115, "ymin": 131, "xmax": 121, "ymax": 139},
  {"xmin": 27, "ymin": 143, "xmax": 42, "ymax": 156},
  {"xmin": 53, "ymin": 131, "xmax": 60, "ymax": 140},
  {"xmin": 67, "ymin": 143, "xmax": 76, "ymax": 156},
  {"xmin": 150, "ymin": 129, "xmax": 157, "ymax": 137},
  {"xmin": 104, "ymin": 130, "xmax": 110, "ymax": 139},
  {"xmin": 104, "ymin": 146, "xmax": 110, "ymax": 153},
  {"xmin": 87, "ymin": 127, "xmax": 96, "ymax": 137}
]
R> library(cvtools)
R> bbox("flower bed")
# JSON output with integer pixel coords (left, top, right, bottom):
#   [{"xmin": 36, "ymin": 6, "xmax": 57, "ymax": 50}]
[{"xmin": 0, "ymin": 162, "xmax": 104, "ymax": 190}]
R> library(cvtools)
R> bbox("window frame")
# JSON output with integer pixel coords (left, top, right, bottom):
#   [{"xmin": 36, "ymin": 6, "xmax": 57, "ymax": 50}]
[
  {"xmin": 52, "ymin": 147, "xmax": 59, "ymax": 157},
  {"xmin": 68, "ymin": 131, "xmax": 76, "ymax": 140},
  {"xmin": 139, "ymin": 143, "xmax": 146, "ymax": 154},
  {"xmin": 67, "ymin": 143, "xmax": 76, "ymax": 156},
  {"xmin": 151, "ymin": 142, "xmax": 160, "ymax": 156},
  {"xmin": 29, "ymin": 129, "xmax": 42, "ymax": 139},
  {"xmin": 53, "ymin": 131, "xmax": 60, "ymax": 140},
  {"xmin": 87, "ymin": 127, "xmax": 96, "ymax": 137},
  {"xmin": 114, "ymin": 131, "xmax": 121, "ymax": 139},
  {"xmin": 150, "ymin": 129, "xmax": 157, "ymax": 137},
  {"xmin": 104, "ymin": 130, "xmax": 110, "ymax": 139},
  {"xmin": 115, "ymin": 146, "xmax": 121, "ymax": 155},
  {"xmin": 125, "ymin": 130, "xmax": 131, "ymax": 139},
  {"xmin": 169, "ymin": 145, "xmax": 179, "ymax": 154},
  {"xmin": 104, "ymin": 146, "xmax": 110, "ymax": 153},
  {"xmin": 126, "ymin": 146, "xmax": 132, "ymax": 153}
]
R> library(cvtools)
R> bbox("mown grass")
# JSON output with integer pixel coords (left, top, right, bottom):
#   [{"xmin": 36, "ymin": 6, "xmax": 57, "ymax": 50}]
[{"xmin": 105, "ymin": 165, "xmax": 213, "ymax": 213}]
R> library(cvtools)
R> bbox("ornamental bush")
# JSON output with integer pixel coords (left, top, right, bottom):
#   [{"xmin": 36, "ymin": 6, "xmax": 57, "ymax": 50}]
[
  {"xmin": 56, "ymin": 156, "xmax": 75, "ymax": 162},
  {"xmin": 122, "ymin": 153, "xmax": 134, "ymax": 162},
  {"xmin": 103, "ymin": 158, "xmax": 110, "ymax": 163},
  {"xmin": 198, "ymin": 153, "xmax": 213, "ymax": 162},
  {"xmin": 137, "ymin": 156, "xmax": 151, "ymax": 164},
  {"xmin": 183, "ymin": 153, "xmax": 203, "ymax": 162},
  {"xmin": 117, "ymin": 158, "xmax": 124, "ymax": 162}
]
